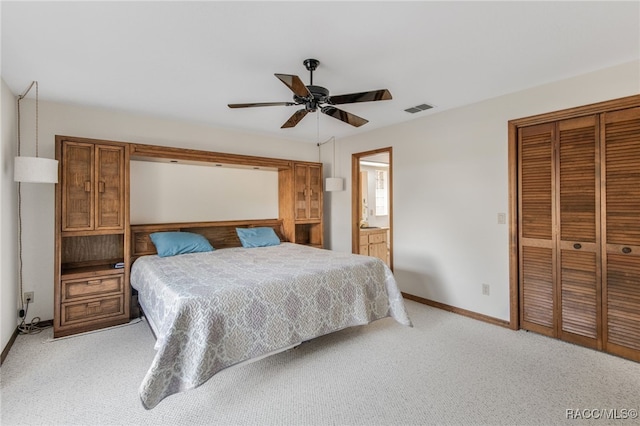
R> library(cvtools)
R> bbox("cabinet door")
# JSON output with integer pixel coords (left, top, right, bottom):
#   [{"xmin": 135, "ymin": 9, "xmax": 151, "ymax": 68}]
[
  {"xmin": 369, "ymin": 242, "xmax": 388, "ymax": 263},
  {"xmin": 294, "ymin": 164, "xmax": 309, "ymax": 220},
  {"xmin": 557, "ymin": 116, "xmax": 599, "ymax": 347},
  {"xmin": 294, "ymin": 164, "xmax": 322, "ymax": 221},
  {"xmin": 95, "ymin": 145, "xmax": 125, "ymax": 230},
  {"xmin": 307, "ymin": 164, "xmax": 322, "ymax": 220},
  {"xmin": 62, "ymin": 142, "xmax": 94, "ymax": 231},
  {"xmin": 602, "ymin": 107, "xmax": 640, "ymax": 361},
  {"xmin": 519, "ymin": 123, "xmax": 555, "ymax": 336}
]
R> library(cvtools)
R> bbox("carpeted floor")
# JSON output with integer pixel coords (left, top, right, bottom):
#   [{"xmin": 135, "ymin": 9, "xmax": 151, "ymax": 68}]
[{"xmin": 1, "ymin": 300, "xmax": 639, "ymax": 425}]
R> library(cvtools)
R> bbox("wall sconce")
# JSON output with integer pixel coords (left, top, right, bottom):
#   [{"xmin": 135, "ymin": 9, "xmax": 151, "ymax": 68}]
[
  {"xmin": 14, "ymin": 81, "xmax": 58, "ymax": 184},
  {"xmin": 325, "ymin": 177, "xmax": 343, "ymax": 192}
]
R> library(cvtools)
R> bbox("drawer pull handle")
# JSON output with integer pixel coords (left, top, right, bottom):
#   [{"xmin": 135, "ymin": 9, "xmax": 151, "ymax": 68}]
[
  {"xmin": 622, "ymin": 247, "xmax": 632, "ymax": 254},
  {"xmin": 573, "ymin": 243, "xmax": 582, "ymax": 250},
  {"xmin": 87, "ymin": 280, "xmax": 102, "ymax": 285},
  {"xmin": 86, "ymin": 301, "xmax": 101, "ymax": 308}
]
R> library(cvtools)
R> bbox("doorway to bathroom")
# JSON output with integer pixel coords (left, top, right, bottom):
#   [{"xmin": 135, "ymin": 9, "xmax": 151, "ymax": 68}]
[{"xmin": 352, "ymin": 147, "xmax": 393, "ymax": 270}]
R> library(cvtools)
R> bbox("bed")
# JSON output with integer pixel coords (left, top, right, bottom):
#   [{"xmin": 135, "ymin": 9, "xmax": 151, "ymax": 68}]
[{"xmin": 129, "ymin": 219, "xmax": 412, "ymax": 409}]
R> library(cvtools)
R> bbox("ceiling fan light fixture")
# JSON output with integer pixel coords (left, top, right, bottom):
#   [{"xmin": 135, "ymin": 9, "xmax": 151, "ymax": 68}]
[{"xmin": 228, "ymin": 58, "xmax": 392, "ymax": 129}]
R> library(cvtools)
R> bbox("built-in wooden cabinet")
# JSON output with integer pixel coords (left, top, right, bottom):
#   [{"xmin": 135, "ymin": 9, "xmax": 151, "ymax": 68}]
[
  {"xmin": 54, "ymin": 136, "xmax": 130, "ymax": 338},
  {"xmin": 279, "ymin": 161, "xmax": 323, "ymax": 248},
  {"xmin": 513, "ymin": 97, "xmax": 640, "ymax": 362},
  {"xmin": 360, "ymin": 228, "xmax": 389, "ymax": 266},
  {"xmin": 53, "ymin": 138, "xmax": 325, "ymax": 337},
  {"xmin": 294, "ymin": 163, "xmax": 322, "ymax": 221}
]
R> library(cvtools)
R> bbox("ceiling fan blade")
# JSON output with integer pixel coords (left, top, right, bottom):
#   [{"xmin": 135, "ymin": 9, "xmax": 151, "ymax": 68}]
[
  {"xmin": 275, "ymin": 74, "xmax": 311, "ymax": 98},
  {"xmin": 328, "ymin": 89, "xmax": 392, "ymax": 105},
  {"xmin": 281, "ymin": 109, "xmax": 309, "ymax": 128},
  {"xmin": 321, "ymin": 106, "xmax": 368, "ymax": 127},
  {"xmin": 228, "ymin": 101, "xmax": 295, "ymax": 108}
]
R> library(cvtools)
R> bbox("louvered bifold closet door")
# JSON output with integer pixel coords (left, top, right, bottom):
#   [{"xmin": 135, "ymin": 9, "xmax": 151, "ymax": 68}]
[
  {"xmin": 602, "ymin": 107, "xmax": 640, "ymax": 361},
  {"xmin": 557, "ymin": 116, "xmax": 600, "ymax": 348},
  {"xmin": 519, "ymin": 123, "xmax": 556, "ymax": 336}
]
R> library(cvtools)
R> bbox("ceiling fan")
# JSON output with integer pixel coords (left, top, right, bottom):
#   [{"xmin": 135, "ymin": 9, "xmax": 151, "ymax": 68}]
[{"xmin": 228, "ymin": 59, "xmax": 392, "ymax": 128}]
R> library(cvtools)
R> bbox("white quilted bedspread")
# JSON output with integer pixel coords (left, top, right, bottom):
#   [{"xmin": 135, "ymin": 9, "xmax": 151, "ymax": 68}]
[{"xmin": 130, "ymin": 243, "xmax": 412, "ymax": 409}]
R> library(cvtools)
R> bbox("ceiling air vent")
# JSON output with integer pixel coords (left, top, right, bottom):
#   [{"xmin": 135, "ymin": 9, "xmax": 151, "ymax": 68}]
[{"xmin": 404, "ymin": 103, "xmax": 434, "ymax": 114}]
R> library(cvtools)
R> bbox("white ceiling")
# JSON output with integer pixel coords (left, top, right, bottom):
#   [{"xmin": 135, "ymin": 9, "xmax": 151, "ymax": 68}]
[{"xmin": 2, "ymin": 1, "xmax": 639, "ymax": 144}]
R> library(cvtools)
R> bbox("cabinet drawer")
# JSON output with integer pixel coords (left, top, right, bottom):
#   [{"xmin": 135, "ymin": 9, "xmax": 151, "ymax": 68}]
[
  {"xmin": 369, "ymin": 232, "xmax": 386, "ymax": 244},
  {"xmin": 61, "ymin": 275, "xmax": 123, "ymax": 302},
  {"xmin": 61, "ymin": 295, "xmax": 124, "ymax": 326}
]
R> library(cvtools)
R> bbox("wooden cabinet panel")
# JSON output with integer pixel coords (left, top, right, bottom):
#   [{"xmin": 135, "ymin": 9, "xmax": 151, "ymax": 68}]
[
  {"xmin": 368, "ymin": 232, "xmax": 384, "ymax": 244},
  {"xmin": 61, "ymin": 274, "xmax": 123, "ymax": 302},
  {"xmin": 368, "ymin": 242, "xmax": 388, "ymax": 262},
  {"xmin": 294, "ymin": 164, "xmax": 308, "ymax": 220},
  {"xmin": 62, "ymin": 142, "xmax": 94, "ymax": 231},
  {"xmin": 61, "ymin": 295, "xmax": 124, "ymax": 326},
  {"xmin": 96, "ymin": 145, "xmax": 125, "ymax": 230},
  {"xmin": 61, "ymin": 142, "xmax": 125, "ymax": 232},
  {"xmin": 294, "ymin": 163, "xmax": 322, "ymax": 221},
  {"xmin": 307, "ymin": 165, "xmax": 322, "ymax": 220}
]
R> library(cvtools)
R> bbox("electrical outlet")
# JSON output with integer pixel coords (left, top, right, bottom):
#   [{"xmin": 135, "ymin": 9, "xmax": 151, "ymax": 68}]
[
  {"xmin": 482, "ymin": 284, "xmax": 490, "ymax": 296},
  {"xmin": 23, "ymin": 291, "xmax": 34, "ymax": 304},
  {"xmin": 497, "ymin": 213, "xmax": 506, "ymax": 224}
]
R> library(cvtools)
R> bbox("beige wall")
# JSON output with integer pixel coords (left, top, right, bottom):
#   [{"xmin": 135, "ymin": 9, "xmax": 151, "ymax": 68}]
[
  {"xmin": 331, "ymin": 61, "xmax": 640, "ymax": 321},
  {"xmin": 130, "ymin": 161, "xmax": 279, "ymax": 224},
  {"xmin": 1, "ymin": 79, "xmax": 19, "ymax": 352}
]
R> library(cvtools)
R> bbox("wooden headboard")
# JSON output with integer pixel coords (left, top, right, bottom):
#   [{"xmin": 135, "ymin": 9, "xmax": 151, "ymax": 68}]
[{"xmin": 130, "ymin": 218, "xmax": 287, "ymax": 259}]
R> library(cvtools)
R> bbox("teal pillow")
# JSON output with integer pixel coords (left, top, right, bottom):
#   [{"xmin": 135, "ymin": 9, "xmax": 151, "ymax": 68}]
[
  {"xmin": 236, "ymin": 227, "xmax": 281, "ymax": 248},
  {"xmin": 149, "ymin": 232, "xmax": 214, "ymax": 257}
]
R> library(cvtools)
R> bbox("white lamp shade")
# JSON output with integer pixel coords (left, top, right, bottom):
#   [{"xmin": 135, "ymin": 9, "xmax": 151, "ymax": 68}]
[
  {"xmin": 14, "ymin": 156, "xmax": 59, "ymax": 183},
  {"xmin": 325, "ymin": 177, "xmax": 344, "ymax": 192}
]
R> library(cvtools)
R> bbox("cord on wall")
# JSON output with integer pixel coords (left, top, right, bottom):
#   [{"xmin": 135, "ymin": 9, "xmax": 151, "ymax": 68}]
[{"xmin": 17, "ymin": 298, "xmax": 46, "ymax": 335}]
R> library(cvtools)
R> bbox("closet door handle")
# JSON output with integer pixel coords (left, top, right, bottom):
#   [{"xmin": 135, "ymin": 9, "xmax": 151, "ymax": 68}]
[
  {"xmin": 573, "ymin": 243, "xmax": 582, "ymax": 250},
  {"xmin": 84, "ymin": 181, "xmax": 91, "ymax": 192},
  {"xmin": 622, "ymin": 247, "xmax": 632, "ymax": 254},
  {"xmin": 98, "ymin": 181, "xmax": 105, "ymax": 193}
]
